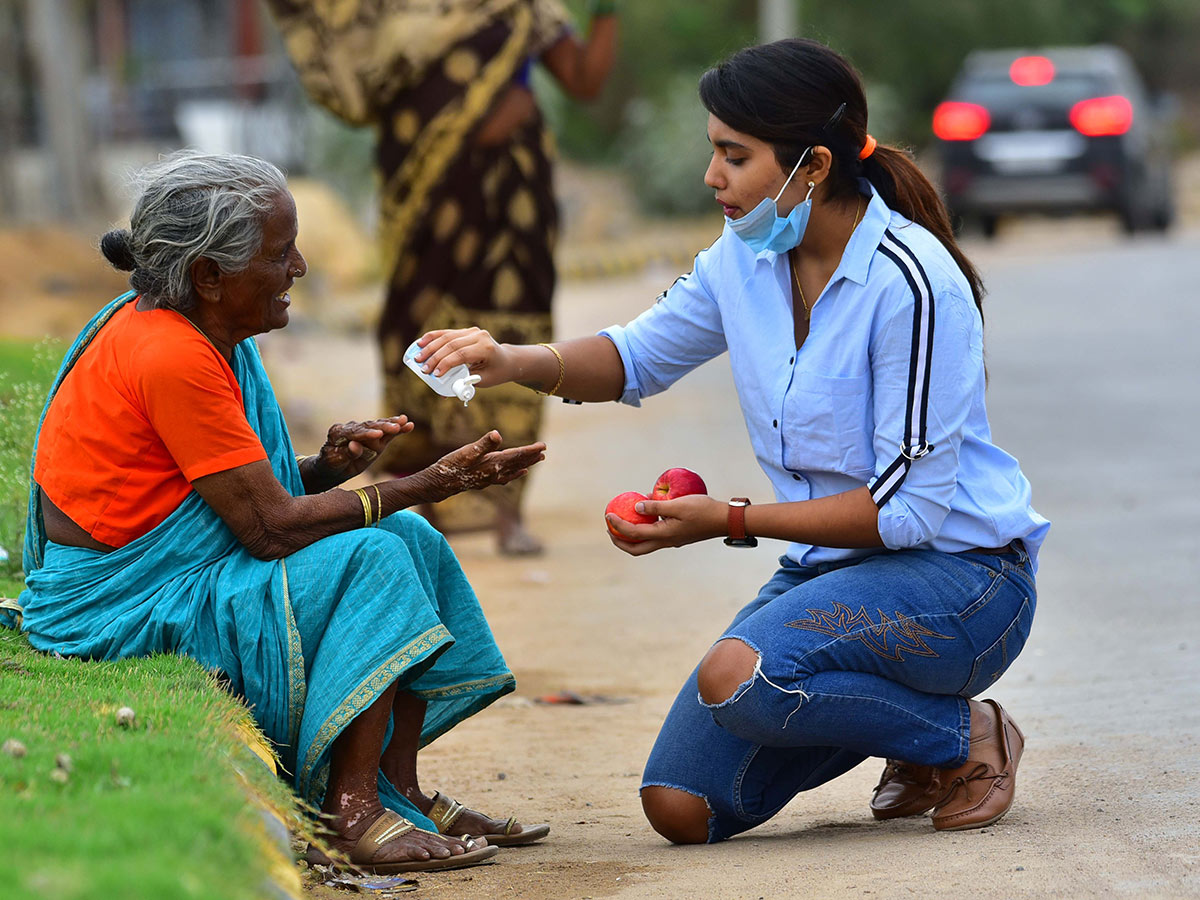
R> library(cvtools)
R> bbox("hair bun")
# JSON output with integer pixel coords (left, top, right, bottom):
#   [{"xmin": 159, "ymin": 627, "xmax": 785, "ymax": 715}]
[{"xmin": 99, "ymin": 229, "xmax": 137, "ymax": 271}]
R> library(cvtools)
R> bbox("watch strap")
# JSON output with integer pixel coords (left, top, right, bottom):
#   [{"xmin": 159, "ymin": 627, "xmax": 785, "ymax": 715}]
[
  {"xmin": 724, "ymin": 498, "xmax": 757, "ymax": 547},
  {"xmin": 727, "ymin": 498, "xmax": 750, "ymax": 541}
]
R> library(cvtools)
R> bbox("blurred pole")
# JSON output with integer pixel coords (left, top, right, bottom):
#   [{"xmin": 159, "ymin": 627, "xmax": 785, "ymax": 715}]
[
  {"xmin": 758, "ymin": 0, "xmax": 799, "ymax": 42},
  {"xmin": 25, "ymin": 0, "xmax": 100, "ymax": 217},
  {"xmin": 0, "ymin": 0, "xmax": 19, "ymax": 215}
]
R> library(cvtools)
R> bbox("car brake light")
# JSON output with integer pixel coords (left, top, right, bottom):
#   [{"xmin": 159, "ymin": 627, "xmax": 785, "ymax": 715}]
[
  {"xmin": 932, "ymin": 102, "xmax": 991, "ymax": 141},
  {"xmin": 1070, "ymin": 95, "xmax": 1133, "ymax": 136},
  {"xmin": 1010, "ymin": 56, "xmax": 1055, "ymax": 86}
]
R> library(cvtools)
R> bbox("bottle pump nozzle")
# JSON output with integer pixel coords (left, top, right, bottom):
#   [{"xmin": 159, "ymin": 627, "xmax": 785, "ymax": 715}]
[{"xmin": 452, "ymin": 375, "xmax": 482, "ymax": 405}]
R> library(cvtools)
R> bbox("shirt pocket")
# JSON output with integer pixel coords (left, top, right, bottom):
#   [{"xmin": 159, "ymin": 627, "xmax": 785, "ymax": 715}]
[{"xmin": 782, "ymin": 371, "xmax": 874, "ymax": 477}]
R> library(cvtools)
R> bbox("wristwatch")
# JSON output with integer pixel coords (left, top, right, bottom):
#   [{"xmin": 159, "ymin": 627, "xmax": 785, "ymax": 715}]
[{"xmin": 724, "ymin": 498, "xmax": 758, "ymax": 548}]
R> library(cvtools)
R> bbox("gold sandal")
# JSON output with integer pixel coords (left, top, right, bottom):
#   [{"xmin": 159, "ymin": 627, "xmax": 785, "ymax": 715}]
[
  {"xmin": 307, "ymin": 809, "xmax": 499, "ymax": 874},
  {"xmin": 428, "ymin": 791, "xmax": 550, "ymax": 847}
]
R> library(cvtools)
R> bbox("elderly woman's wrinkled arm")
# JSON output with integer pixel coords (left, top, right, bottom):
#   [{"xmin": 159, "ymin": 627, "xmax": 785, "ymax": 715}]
[
  {"xmin": 193, "ymin": 431, "xmax": 545, "ymax": 560},
  {"xmin": 298, "ymin": 416, "xmax": 413, "ymax": 493}
]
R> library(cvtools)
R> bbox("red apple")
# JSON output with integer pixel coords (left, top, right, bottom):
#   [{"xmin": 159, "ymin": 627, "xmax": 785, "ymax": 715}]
[
  {"xmin": 605, "ymin": 491, "xmax": 657, "ymax": 540},
  {"xmin": 651, "ymin": 467, "xmax": 708, "ymax": 500}
]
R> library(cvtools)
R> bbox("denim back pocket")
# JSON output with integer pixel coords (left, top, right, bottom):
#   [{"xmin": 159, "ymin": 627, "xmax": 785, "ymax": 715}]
[{"xmin": 959, "ymin": 596, "xmax": 1034, "ymax": 698}]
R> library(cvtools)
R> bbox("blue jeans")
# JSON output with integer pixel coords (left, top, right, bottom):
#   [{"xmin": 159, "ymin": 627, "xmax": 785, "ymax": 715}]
[{"xmin": 641, "ymin": 545, "xmax": 1036, "ymax": 842}]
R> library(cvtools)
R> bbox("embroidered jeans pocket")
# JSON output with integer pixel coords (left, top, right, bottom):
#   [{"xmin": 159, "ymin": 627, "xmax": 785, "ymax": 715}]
[{"xmin": 959, "ymin": 597, "xmax": 1033, "ymax": 698}]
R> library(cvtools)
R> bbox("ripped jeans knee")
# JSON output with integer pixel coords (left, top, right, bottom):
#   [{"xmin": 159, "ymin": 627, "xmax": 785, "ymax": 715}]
[{"xmin": 700, "ymin": 654, "xmax": 810, "ymax": 748}]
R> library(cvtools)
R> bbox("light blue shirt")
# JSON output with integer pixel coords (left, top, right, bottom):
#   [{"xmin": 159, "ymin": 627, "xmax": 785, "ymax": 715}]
[{"xmin": 600, "ymin": 182, "xmax": 1050, "ymax": 570}]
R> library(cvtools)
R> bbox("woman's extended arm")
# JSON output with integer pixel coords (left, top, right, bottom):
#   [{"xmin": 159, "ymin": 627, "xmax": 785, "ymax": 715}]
[
  {"xmin": 298, "ymin": 416, "xmax": 413, "ymax": 493},
  {"xmin": 414, "ymin": 329, "xmax": 627, "ymax": 403},
  {"xmin": 474, "ymin": 11, "xmax": 617, "ymax": 146},
  {"xmin": 603, "ymin": 488, "xmax": 884, "ymax": 556},
  {"xmin": 539, "ymin": 13, "xmax": 618, "ymax": 101},
  {"xmin": 193, "ymin": 431, "xmax": 545, "ymax": 560}
]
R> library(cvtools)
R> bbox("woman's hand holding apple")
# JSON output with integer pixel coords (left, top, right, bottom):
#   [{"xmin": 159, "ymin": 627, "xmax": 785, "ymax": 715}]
[{"xmin": 606, "ymin": 494, "xmax": 727, "ymax": 556}]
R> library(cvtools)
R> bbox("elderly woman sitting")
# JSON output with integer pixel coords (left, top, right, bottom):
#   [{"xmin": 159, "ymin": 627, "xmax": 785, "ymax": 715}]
[{"xmin": 16, "ymin": 151, "xmax": 548, "ymax": 874}]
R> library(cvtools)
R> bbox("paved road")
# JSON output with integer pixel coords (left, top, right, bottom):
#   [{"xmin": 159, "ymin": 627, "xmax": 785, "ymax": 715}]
[{"xmin": 285, "ymin": 221, "xmax": 1200, "ymax": 899}]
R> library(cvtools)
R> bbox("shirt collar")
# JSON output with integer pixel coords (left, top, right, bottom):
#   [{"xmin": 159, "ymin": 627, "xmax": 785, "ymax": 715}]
[{"xmin": 839, "ymin": 179, "xmax": 890, "ymax": 286}]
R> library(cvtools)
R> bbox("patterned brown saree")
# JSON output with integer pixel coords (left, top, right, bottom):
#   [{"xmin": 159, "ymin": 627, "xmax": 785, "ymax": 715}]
[{"xmin": 268, "ymin": 0, "xmax": 570, "ymax": 528}]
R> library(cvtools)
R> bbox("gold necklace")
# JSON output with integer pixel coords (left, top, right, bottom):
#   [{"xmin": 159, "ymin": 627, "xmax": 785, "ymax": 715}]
[
  {"xmin": 178, "ymin": 312, "xmax": 213, "ymax": 345},
  {"xmin": 850, "ymin": 196, "xmax": 864, "ymax": 234},
  {"xmin": 790, "ymin": 252, "xmax": 810, "ymax": 319},
  {"xmin": 789, "ymin": 197, "xmax": 863, "ymax": 320}
]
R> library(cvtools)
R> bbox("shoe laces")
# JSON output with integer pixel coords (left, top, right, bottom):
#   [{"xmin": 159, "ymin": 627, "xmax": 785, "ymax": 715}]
[
  {"xmin": 933, "ymin": 762, "xmax": 1006, "ymax": 808},
  {"xmin": 873, "ymin": 763, "xmax": 902, "ymax": 792},
  {"xmin": 873, "ymin": 760, "xmax": 910, "ymax": 794}
]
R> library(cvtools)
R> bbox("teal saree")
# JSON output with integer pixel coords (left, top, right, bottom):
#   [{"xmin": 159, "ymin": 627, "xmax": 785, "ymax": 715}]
[{"xmin": 14, "ymin": 292, "xmax": 514, "ymax": 828}]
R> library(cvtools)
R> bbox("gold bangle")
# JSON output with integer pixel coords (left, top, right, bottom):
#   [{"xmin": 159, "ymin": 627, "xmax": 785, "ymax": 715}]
[
  {"xmin": 353, "ymin": 488, "xmax": 372, "ymax": 527},
  {"xmin": 538, "ymin": 343, "xmax": 565, "ymax": 397},
  {"xmin": 371, "ymin": 483, "xmax": 383, "ymax": 524}
]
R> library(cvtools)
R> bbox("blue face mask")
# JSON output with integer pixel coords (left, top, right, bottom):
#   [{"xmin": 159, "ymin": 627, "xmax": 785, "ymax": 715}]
[{"xmin": 726, "ymin": 148, "xmax": 816, "ymax": 254}]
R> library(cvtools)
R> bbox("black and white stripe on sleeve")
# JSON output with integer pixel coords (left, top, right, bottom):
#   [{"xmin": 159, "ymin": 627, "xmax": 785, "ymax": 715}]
[{"xmin": 871, "ymin": 230, "xmax": 936, "ymax": 509}]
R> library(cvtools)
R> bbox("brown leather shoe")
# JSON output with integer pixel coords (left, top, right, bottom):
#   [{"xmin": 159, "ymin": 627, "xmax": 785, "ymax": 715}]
[
  {"xmin": 931, "ymin": 699, "xmax": 1025, "ymax": 831},
  {"xmin": 869, "ymin": 760, "xmax": 943, "ymax": 820}
]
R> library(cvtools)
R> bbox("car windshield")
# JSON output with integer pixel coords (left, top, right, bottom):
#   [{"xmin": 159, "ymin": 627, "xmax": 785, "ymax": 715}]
[{"xmin": 957, "ymin": 73, "xmax": 1112, "ymax": 108}]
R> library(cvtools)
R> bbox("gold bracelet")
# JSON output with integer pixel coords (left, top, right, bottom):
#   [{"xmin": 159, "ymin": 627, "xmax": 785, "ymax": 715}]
[
  {"xmin": 538, "ymin": 343, "xmax": 565, "ymax": 397},
  {"xmin": 352, "ymin": 488, "xmax": 372, "ymax": 527},
  {"xmin": 371, "ymin": 483, "xmax": 383, "ymax": 524}
]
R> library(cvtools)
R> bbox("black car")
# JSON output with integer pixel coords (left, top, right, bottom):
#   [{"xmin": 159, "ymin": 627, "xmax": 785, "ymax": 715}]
[{"xmin": 933, "ymin": 45, "xmax": 1174, "ymax": 236}]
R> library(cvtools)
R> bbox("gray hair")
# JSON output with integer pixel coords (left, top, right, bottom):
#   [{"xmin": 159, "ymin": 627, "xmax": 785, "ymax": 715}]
[{"xmin": 100, "ymin": 150, "xmax": 290, "ymax": 312}]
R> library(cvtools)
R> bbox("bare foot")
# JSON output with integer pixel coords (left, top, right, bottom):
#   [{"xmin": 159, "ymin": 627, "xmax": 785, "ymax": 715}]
[
  {"xmin": 497, "ymin": 507, "xmax": 543, "ymax": 556},
  {"xmin": 310, "ymin": 803, "xmax": 482, "ymax": 868}
]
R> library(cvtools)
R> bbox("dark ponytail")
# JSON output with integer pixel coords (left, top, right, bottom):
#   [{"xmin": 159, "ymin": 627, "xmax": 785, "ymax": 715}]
[
  {"xmin": 699, "ymin": 39, "xmax": 985, "ymax": 319},
  {"xmin": 860, "ymin": 146, "xmax": 985, "ymax": 319}
]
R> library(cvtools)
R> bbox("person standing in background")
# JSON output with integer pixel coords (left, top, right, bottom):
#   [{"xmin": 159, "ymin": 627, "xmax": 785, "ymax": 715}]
[{"xmin": 266, "ymin": 0, "xmax": 618, "ymax": 555}]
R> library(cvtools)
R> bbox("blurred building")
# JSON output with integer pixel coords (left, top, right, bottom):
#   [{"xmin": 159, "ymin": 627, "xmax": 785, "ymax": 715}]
[{"xmin": 1, "ymin": 0, "xmax": 303, "ymax": 221}]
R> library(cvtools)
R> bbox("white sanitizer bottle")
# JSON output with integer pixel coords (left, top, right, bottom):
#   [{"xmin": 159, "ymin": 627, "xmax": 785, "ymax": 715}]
[{"xmin": 403, "ymin": 340, "xmax": 482, "ymax": 406}]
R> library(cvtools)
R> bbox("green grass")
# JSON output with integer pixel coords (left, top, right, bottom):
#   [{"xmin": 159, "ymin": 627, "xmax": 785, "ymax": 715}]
[
  {"xmin": 0, "ymin": 338, "xmax": 63, "ymax": 382},
  {"xmin": 0, "ymin": 341, "xmax": 309, "ymax": 899},
  {"xmin": 0, "ymin": 622, "xmax": 304, "ymax": 900},
  {"xmin": 0, "ymin": 338, "xmax": 62, "ymax": 573}
]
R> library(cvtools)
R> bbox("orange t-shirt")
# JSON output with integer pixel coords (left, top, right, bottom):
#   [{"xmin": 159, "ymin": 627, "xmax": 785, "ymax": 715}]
[{"xmin": 35, "ymin": 302, "xmax": 269, "ymax": 547}]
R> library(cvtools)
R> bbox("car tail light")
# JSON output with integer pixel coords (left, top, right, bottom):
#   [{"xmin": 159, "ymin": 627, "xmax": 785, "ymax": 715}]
[
  {"xmin": 1070, "ymin": 95, "xmax": 1133, "ymax": 136},
  {"xmin": 932, "ymin": 102, "xmax": 991, "ymax": 141},
  {"xmin": 1010, "ymin": 55, "xmax": 1055, "ymax": 86}
]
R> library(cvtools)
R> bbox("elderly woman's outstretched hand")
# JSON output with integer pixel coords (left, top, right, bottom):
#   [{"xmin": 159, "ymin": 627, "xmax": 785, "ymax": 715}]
[
  {"xmin": 427, "ymin": 431, "xmax": 546, "ymax": 499},
  {"xmin": 318, "ymin": 416, "xmax": 413, "ymax": 479}
]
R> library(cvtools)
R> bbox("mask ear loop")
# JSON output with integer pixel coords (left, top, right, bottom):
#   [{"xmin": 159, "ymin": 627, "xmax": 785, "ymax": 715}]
[
  {"xmin": 771, "ymin": 102, "xmax": 845, "ymax": 206},
  {"xmin": 773, "ymin": 146, "xmax": 813, "ymax": 203}
]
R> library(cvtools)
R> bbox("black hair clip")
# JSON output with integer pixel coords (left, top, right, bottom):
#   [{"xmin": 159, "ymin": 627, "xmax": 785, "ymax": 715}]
[{"xmin": 822, "ymin": 102, "xmax": 847, "ymax": 134}]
